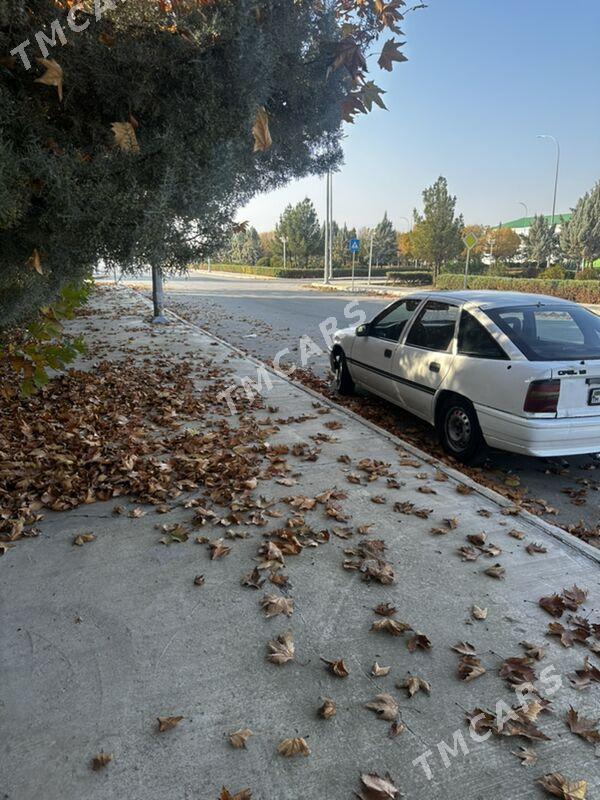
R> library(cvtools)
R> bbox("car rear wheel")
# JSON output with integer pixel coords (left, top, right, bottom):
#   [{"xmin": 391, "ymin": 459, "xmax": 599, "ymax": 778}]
[
  {"xmin": 438, "ymin": 396, "xmax": 484, "ymax": 463},
  {"xmin": 332, "ymin": 349, "xmax": 354, "ymax": 396}
]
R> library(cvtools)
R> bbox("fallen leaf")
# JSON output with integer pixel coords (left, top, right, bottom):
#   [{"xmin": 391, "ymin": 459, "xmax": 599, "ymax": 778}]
[
  {"xmin": 318, "ymin": 698, "xmax": 336, "ymax": 719},
  {"xmin": 399, "ymin": 674, "xmax": 430, "ymax": 697},
  {"xmin": 357, "ymin": 771, "xmax": 399, "ymax": 799},
  {"xmin": 451, "ymin": 641, "xmax": 477, "ymax": 656},
  {"xmin": 321, "ymin": 656, "xmax": 350, "ymax": 678},
  {"xmin": 457, "ymin": 655, "xmax": 486, "ymax": 682},
  {"xmin": 193, "ymin": 574, "xmax": 205, "ymax": 586},
  {"xmin": 157, "ymin": 715, "xmax": 183, "ymax": 732},
  {"xmin": 537, "ymin": 773, "xmax": 587, "ymax": 800},
  {"xmin": 374, "ymin": 601, "xmax": 396, "ymax": 617},
  {"xmin": 371, "ymin": 618, "xmax": 411, "ymax": 637},
  {"xmin": 388, "ymin": 720, "xmax": 406, "ymax": 738},
  {"xmin": 407, "ymin": 632, "xmax": 431, "ymax": 652},
  {"xmin": 241, "ymin": 567, "xmax": 265, "ymax": 589},
  {"xmin": 91, "ymin": 752, "xmax": 113, "ymax": 770},
  {"xmin": 511, "ymin": 746, "xmax": 538, "ymax": 766},
  {"xmin": 266, "ymin": 631, "xmax": 294, "ymax": 665},
  {"xmin": 27, "ymin": 248, "xmax": 43, "ymax": 275},
  {"xmin": 229, "ymin": 728, "xmax": 253, "ymax": 749},
  {"xmin": 539, "ymin": 594, "xmax": 566, "ymax": 618},
  {"xmin": 365, "ymin": 693, "xmax": 398, "ymax": 721},
  {"xmin": 73, "ymin": 533, "xmax": 95, "ymax": 546},
  {"xmin": 219, "ymin": 788, "xmax": 252, "ymax": 800},
  {"xmin": 277, "ymin": 737, "xmax": 309, "ymax": 757},
  {"xmin": 562, "ymin": 585, "xmax": 588, "ymax": 611},
  {"xmin": 565, "ymin": 706, "xmax": 600, "ymax": 744},
  {"xmin": 526, "ymin": 542, "xmax": 547, "ymax": 555},
  {"xmin": 111, "ymin": 121, "xmax": 139, "ymax": 153},
  {"xmin": 209, "ymin": 538, "xmax": 231, "ymax": 559},
  {"xmin": 260, "ymin": 594, "xmax": 293, "ymax": 618},
  {"xmin": 471, "ymin": 605, "xmax": 488, "ymax": 620},
  {"xmin": 484, "ymin": 563, "xmax": 505, "ymax": 579},
  {"xmin": 371, "ymin": 661, "xmax": 391, "ymax": 677}
]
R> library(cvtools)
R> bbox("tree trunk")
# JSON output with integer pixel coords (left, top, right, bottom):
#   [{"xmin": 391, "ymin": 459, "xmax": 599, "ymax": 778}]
[{"xmin": 151, "ymin": 264, "xmax": 167, "ymax": 323}]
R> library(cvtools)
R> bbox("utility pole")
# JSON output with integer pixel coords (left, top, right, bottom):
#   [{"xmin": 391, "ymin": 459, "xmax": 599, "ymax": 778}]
[
  {"xmin": 537, "ymin": 134, "xmax": 560, "ymax": 267},
  {"xmin": 329, "ymin": 171, "xmax": 334, "ymax": 281},
  {"xmin": 280, "ymin": 236, "xmax": 288, "ymax": 271},
  {"xmin": 367, "ymin": 231, "xmax": 374, "ymax": 286},
  {"xmin": 323, "ymin": 172, "xmax": 330, "ymax": 284}
]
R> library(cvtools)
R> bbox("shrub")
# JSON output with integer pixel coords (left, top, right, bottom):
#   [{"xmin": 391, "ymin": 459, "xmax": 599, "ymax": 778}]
[
  {"xmin": 575, "ymin": 267, "xmax": 600, "ymax": 281},
  {"xmin": 256, "ymin": 256, "xmax": 271, "ymax": 267},
  {"xmin": 539, "ymin": 265, "xmax": 566, "ymax": 280},
  {"xmin": 386, "ymin": 271, "xmax": 433, "ymax": 286},
  {"xmin": 434, "ymin": 274, "xmax": 600, "ymax": 304}
]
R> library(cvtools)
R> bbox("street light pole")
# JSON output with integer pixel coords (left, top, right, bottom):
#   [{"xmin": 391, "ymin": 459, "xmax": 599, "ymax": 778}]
[
  {"xmin": 329, "ymin": 171, "xmax": 334, "ymax": 281},
  {"xmin": 518, "ymin": 201, "xmax": 528, "ymax": 221},
  {"xmin": 367, "ymin": 231, "xmax": 374, "ymax": 285},
  {"xmin": 537, "ymin": 134, "xmax": 560, "ymax": 227},
  {"xmin": 280, "ymin": 235, "xmax": 287, "ymax": 271},
  {"xmin": 323, "ymin": 172, "xmax": 330, "ymax": 284}
]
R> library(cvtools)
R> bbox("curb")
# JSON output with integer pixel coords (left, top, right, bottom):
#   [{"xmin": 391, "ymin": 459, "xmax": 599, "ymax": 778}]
[{"xmin": 125, "ymin": 285, "xmax": 600, "ymax": 566}]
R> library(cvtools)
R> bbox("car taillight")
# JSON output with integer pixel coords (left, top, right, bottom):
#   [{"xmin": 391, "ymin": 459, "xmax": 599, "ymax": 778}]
[{"xmin": 524, "ymin": 379, "xmax": 560, "ymax": 413}]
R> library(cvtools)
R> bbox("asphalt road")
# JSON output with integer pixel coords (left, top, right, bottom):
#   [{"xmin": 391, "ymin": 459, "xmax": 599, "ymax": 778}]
[{"xmin": 123, "ymin": 272, "xmax": 600, "ymax": 535}]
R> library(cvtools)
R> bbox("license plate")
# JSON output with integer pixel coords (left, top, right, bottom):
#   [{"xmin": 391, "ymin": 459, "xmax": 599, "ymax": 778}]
[{"xmin": 589, "ymin": 388, "xmax": 600, "ymax": 405}]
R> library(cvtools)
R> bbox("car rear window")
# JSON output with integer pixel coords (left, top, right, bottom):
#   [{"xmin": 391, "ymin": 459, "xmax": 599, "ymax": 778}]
[{"xmin": 485, "ymin": 305, "xmax": 600, "ymax": 361}]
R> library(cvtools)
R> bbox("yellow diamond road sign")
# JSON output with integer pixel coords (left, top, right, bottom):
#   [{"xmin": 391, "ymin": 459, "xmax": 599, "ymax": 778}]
[{"xmin": 463, "ymin": 232, "xmax": 478, "ymax": 250}]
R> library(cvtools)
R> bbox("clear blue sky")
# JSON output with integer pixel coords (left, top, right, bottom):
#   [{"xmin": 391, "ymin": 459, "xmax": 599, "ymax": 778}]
[{"xmin": 240, "ymin": 0, "xmax": 600, "ymax": 232}]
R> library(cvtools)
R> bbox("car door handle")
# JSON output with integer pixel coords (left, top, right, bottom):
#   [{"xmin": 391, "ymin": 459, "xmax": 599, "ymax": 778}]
[
  {"xmin": 384, "ymin": 348, "xmax": 392, "ymax": 358},
  {"xmin": 429, "ymin": 361, "xmax": 440, "ymax": 373}
]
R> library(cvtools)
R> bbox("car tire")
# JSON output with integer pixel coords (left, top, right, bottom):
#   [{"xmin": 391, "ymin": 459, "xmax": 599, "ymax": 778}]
[
  {"xmin": 332, "ymin": 349, "xmax": 354, "ymax": 396},
  {"xmin": 438, "ymin": 396, "xmax": 484, "ymax": 464}
]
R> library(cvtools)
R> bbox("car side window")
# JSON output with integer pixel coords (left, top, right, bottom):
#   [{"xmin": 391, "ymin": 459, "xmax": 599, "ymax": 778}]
[
  {"xmin": 370, "ymin": 299, "xmax": 421, "ymax": 342},
  {"xmin": 405, "ymin": 301, "xmax": 459, "ymax": 352},
  {"xmin": 457, "ymin": 311, "xmax": 508, "ymax": 360}
]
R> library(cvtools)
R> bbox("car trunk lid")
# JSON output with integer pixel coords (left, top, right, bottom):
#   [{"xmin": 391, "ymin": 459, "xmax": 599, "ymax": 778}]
[{"xmin": 552, "ymin": 360, "xmax": 600, "ymax": 417}]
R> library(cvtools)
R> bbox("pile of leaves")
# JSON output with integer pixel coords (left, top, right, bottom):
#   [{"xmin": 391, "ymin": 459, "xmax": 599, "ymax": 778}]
[{"xmin": 0, "ymin": 358, "xmax": 272, "ymax": 545}]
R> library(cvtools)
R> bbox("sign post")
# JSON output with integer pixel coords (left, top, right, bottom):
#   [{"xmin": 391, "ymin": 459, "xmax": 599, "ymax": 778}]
[
  {"xmin": 349, "ymin": 238, "xmax": 360, "ymax": 292},
  {"xmin": 462, "ymin": 231, "xmax": 478, "ymax": 290}
]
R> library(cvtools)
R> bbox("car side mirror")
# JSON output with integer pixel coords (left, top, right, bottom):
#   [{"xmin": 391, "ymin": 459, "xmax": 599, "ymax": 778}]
[{"xmin": 356, "ymin": 323, "xmax": 369, "ymax": 337}]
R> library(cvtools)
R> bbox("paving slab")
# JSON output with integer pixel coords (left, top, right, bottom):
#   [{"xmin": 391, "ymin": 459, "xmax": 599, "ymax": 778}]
[{"xmin": 1, "ymin": 286, "xmax": 600, "ymax": 800}]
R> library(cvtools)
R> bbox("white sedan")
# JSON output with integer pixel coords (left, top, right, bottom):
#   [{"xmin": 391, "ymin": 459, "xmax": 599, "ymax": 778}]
[{"xmin": 329, "ymin": 290, "xmax": 600, "ymax": 462}]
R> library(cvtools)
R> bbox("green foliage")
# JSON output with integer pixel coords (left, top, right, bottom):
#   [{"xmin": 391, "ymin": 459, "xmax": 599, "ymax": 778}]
[
  {"xmin": 575, "ymin": 266, "xmax": 599, "ymax": 281},
  {"xmin": 371, "ymin": 212, "xmax": 397, "ymax": 265},
  {"xmin": 411, "ymin": 177, "xmax": 464, "ymax": 279},
  {"xmin": 223, "ymin": 226, "xmax": 264, "ymax": 265},
  {"xmin": 1, "ymin": 0, "xmax": 412, "ymax": 324},
  {"xmin": 385, "ymin": 271, "xmax": 432, "ymax": 285},
  {"xmin": 560, "ymin": 181, "xmax": 600, "ymax": 267},
  {"xmin": 274, "ymin": 198, "xmax": 322, "ymax": 268},
  {"xmin": 440, "ymin": 259, "xmax": 485, "ymax": 276},
  {"xmin": 435, "ymin": 274, "xmax": 600, "ymax": 304},
  {"xmin": 1, "ymin": 281, "xmax": 90, "ymax": 396},
  {"xmin": 539, "ymin": 265, "xmax": 566, "ymax": 279},
  {"xmin": 523, "ymin": 215, "xmax": 556, "ymax": 266},
  {"xmin": 256, "ymin": 256, "xmax": 271, "ymax": 267}
]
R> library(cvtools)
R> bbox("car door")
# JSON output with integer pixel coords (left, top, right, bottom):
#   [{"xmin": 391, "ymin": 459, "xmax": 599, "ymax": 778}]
[
  {"xmin": 349, "ymin": 298, "xmax": 424, "ymax": 402},
  {"xmin": 394, "ymin": 299, "xmax": 461, "ymax": 421}
]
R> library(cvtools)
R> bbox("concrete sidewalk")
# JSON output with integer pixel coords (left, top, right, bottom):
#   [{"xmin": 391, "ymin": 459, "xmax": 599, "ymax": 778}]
[{"xmin": 2, "ymin": 286, "xmax": 600, "ymax": 800}]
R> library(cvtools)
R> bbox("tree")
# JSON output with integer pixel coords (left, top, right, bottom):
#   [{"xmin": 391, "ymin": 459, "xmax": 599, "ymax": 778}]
[
  {"xmin": 524, "ymin": 215, "xmax": 556, "ymax": 268},
  {"xmin": 240, "ymin": 227, "xmax": 263, "ymax": 265},
  {"xmin": 487, "ymin": 227, "xmax": 521, "ymax": 264},
  {"xmin": 411, "ymin": 177, "xmax": 463, "ymax": 280},
  {"xmin": 371, "ymin": 212, "xmax": 397, "ymax": 265},
  {"xmin": 0, "ymin": 0, "xmax": 413, "ymax": 325},
  {"xmin": 560, "ymin": 182, "xmax": 600, "ymax": 269},
  {"xmin": 274, "ymin": 199, "xmax": 322, "ymax": 268},
  {"xmin": 397, "ymin": 231, "xmax": 413, "ymax": 263}
]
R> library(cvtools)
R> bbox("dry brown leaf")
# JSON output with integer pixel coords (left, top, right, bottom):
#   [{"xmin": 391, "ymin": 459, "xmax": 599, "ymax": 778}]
[
  {"xmin": 266, "ymin": 631, "xmax": 294, "ymax": 665},
  {"xmin": 193, "ymin": 574, "xmax": 205, "ymax": 586},
  {"xmin": 157, "ymin": 715, "xmax": 183, "ymax": 732},
  {"xmin": 111, "ymin": 121, "xmax": 140, "ymax": 153},
  {"xmin": 219, "ymin": 788, "xmax": 252, "ymax": 800},
  {"xmin": 27, "ymin": 248, "xmax": 43, "ymax": 275},
  {"xmin": 457, "ymin": 655, "xmax": 486, "ymax": 682},
  {"xmin": 451, "ymin": 641, "xmax": 477, "ymax": 656},
  {"xmin": 277, "ymin": 737, "xmax": 309, "ymax": 757},
  {"xmin": 35, "ymin": 58, "xmax": 63, "ymax": 101},
  {"xmin": 471, "ymin": 605, "xmax": 488, "ymax": 620},
  {"xmin": 91, "ymin": 752, "xmax": 113, "ymax": 770},
  {"xmin": 565, "ymin": 706, "xmax": 600, "ymax": 744},
  {"xmin": 562, "ymin": 585, "xmax": 588, "ymax": 611},
  {"xmin": 388, "ymin": 720, "xmax": 406, "ymax": 738},
  {"xmin": 252, "ymin": 107, "xmax": 272, "ymax": 152},
  {"xmin": 209, "ymin": 538, "xmax": 231, "ymax": 559},
  {"xmin": 526, "ymin": 541, "xmax": 548, "ymax": 555},
  {"xmin": 511, "ymin": 746, "xmax": 538, "ymax": 766},
  {"xmin": 357, "ymin": 771, "xmax": 399, "ymax": 800},
  {"xmin": 539, "ymin": 594, "xmax": 566, "ymax": 618},
  {"xmin": 373, "ymin": 602, "xmax": 396, "ymax": 617},
  {"xmin": 371, "ymin": 618, "xmax": 411, "ymax": 636},
  {"xmin": 484, "ymin": 563, "xmax": 505, "ymax": 579},
  {"xmin": 399, "ymin": 674, "xmax": 430, "ymax": 697},
  {"xmin": 407, "ymin": 631, "xmax": 432, "ymax": 652},
  {"xmin": 365, "ymin": 693, "xmax": 398, "ymax": 721},
  {"xmin": 229, "ymin": 728, "xmax": 253, "ymax": 749},
  {"xmin": 260, "ymin": 594, "xmax": 293, "ymax": 618},
  {"xmin": 73, "ymin": 533, "xmax": 95, "ymax": 546},
  {"xmin": 537, "ymin": 773, "xmax": 587, "ymax": 800},
  {"xmin": 371, "ymin": 661, "xmax": 391, "ymax": 677},
  {"xmin": 318, "ymin": 698, "xmax": 336, "ymax": 719},
  {"xmin": 320, "ymin": 656, "xmax": 349, "ymax": 678},
  {"xmin": 241, "ymin": 567, "xmax": 265, "ymax": 589}
]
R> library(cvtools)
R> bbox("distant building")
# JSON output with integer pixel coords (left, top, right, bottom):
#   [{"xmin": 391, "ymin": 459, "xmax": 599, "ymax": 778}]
[{"xmin": 499, "ymin": 213, "xmax": 572, "ymax": 237}]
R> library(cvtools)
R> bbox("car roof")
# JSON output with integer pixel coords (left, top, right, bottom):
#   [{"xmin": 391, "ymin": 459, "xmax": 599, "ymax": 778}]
[{"xmin": 407, "ymin": 289, "xmax": 575, "ymax": 310}]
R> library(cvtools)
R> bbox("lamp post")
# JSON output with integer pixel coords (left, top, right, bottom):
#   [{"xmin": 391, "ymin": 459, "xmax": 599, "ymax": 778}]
[
  {"xmin": 323, "ymin": 172, "xmax": 330, "ymax": 284},
  {"xmin": 536, "ymin": 134, "xmax": 560, "ymax": 227},
  {"xmin": 518, "ymin": 201, "xmax": 528, "ymax": 221},
  {"xmin": 280, "ymin": 235, "xmax": 288, "ymax": 271}
]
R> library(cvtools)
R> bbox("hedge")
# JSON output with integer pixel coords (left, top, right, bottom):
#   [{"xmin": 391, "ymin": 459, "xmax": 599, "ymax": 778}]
[
  {"xmin": 193, "ymin": 263, "xmax": 393, "ymax": 279},
  {"xmin": 434, "ymin": 274, "xmax": 600, "ymax": 304},
  {"xmin": 386, "ymin": 271, "xmax": 433, "ymax": 286}
]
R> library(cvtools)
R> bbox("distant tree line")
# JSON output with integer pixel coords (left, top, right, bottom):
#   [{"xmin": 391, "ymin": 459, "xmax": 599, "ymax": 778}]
[{"xmin": 216, "ymin": 177, "xmax": 600, "ymax": 278}]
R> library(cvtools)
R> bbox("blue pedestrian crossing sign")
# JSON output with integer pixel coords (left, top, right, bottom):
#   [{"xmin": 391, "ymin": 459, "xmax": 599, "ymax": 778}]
[{"xmin": 348, "ymin": 238, "xmax": 360, "ymax": 253}]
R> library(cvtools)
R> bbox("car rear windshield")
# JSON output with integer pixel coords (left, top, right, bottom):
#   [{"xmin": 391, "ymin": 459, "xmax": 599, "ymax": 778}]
[{"xmin": 485, "ymin": 304, "xmax": 600, "ymax": 361}]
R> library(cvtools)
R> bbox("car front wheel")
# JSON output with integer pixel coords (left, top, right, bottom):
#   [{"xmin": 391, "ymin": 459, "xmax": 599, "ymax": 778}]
[
  {"xmin": 331, "ymin": 349, "xmax": 354, "ymax": 396},
  {"xmin": 438, "ymin": 396, "xmax": 484, "ymax": 463}
]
